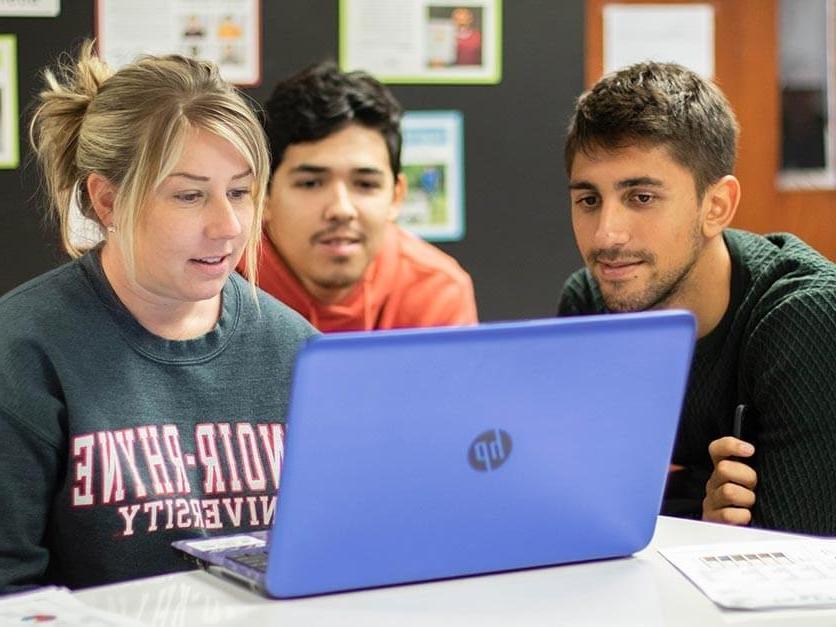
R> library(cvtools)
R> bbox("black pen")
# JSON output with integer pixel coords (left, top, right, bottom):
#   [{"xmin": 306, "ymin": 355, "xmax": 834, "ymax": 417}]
[{"xmin": 732, "ymin": 404, "xmax": 747, "ymax": 440}]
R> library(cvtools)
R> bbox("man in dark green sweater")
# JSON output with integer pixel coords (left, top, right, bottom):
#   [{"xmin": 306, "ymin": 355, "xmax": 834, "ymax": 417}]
[{"xmin": 558, "ymin": 61, "xmax": 836, "ymax": 535}]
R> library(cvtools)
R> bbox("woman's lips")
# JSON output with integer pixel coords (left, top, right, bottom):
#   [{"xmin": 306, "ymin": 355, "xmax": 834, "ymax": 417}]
[{"xmin": 189, "ymin": 254, "xmax": 231, "ymax": 277}]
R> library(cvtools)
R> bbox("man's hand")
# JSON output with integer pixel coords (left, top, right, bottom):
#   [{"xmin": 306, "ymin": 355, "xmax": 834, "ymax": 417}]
[{"xmin": 702, "ymin": 437, "xmax": 757, "ymax": 525}]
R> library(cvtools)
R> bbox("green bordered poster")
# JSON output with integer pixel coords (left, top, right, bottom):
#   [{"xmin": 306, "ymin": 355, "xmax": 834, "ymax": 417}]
[
  {"xmin": 398, "ymin": 111, "xmax": 465, "ymax": 241},
  {"xmin": 0, "ymin": 34, "xmax": 19, "ymax": 169},
  {"xmin": 339, "ymin": 0, "xmax": 502, "ymax": 85}
]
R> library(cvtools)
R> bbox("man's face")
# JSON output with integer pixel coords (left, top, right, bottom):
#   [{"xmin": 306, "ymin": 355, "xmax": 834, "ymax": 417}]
[
  {"xmin": 452, "ymin": 8, "xmax": 474, "ymax": 27},
  {"xmin": 264, "ymin": 124, "xmax": 404, "ymax": 303},
  {"xmin": 568, "ymin": 144, "xmax": 707, "ymax": 312}
]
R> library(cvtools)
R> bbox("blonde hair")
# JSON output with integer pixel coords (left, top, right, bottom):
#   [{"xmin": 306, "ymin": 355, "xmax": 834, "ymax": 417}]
[{"xmin": 29, "ymin": 40, "xmax": 268, "ymax": 293}]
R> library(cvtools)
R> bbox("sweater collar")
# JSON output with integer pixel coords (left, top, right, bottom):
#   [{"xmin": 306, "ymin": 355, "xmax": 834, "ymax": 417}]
[{"xmin": 79, "ymin": 246, "xmax": 240, "ymax": 363}]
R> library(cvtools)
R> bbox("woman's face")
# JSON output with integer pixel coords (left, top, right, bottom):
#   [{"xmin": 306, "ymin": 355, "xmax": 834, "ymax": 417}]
[{"xmin": 129, "ymin": 128, "xmax": 254, "ymax": 307}]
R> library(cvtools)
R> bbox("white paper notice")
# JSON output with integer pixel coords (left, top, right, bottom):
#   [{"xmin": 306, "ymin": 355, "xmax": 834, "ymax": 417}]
[
  {"xmin": 341, "ymin": 0, "xmax": 501, "ymax": 83},
  {"xmin": 0, "ymin": 0, "xmax": 59, "ymax": 16},
  {"xmin": 0, "ymin": 587, "xmax": 144, "ymax": 626},
  {"xmin": 603, "ymin": 4, "xmax": 714, "ymax": 78},
  {"xmin": 660, "ymin": 539, "xmax": 836, "ymax": 610},
  {"xmin": 96, "ymin": 0, "xmax": 260, "ymax": 86}
]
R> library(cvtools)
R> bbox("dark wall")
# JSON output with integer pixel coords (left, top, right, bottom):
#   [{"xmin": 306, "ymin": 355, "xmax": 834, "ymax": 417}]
[{"xmin": 0, "ymin": 1, "xmax": 585, "ymax": 322}]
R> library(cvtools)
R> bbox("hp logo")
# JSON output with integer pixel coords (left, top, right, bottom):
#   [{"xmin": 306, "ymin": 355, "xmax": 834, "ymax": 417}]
[{"xmin": 468, "ymin": 429, "xmax": 512, "ymax": 471}]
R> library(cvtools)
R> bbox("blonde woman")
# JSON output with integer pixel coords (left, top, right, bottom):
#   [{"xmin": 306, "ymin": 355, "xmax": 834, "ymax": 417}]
[{"xmin": 0, "ymin": 43, "xmax": 315, "ymax": 591}]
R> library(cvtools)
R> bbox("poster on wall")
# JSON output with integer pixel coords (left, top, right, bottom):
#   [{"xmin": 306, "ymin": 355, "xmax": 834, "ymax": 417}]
[
  {"xmin": 398, "ymin": 111, "xmax": 464, "ymax": 241},
  {"xmin": 96, "ymin": 0, "xmax": 261, "ymax": 86},
  {"xmin": 0, "ymin": 35, "xmax": 19, "ymax": 169},
  {"xmin": 0, "ymin": 0, "xmax": 59, "ymax": 16},
  {"xmin": 603, "ymin": 4, "xmax": 715, "ymax": 78},
  {"xmin": 340, "ymin": 0, "xmax": 502, "ymax": 84}
]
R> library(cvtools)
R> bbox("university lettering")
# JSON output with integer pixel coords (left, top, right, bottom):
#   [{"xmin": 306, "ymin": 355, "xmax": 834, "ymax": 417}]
[{"xmin": 69, "ymin": 422, "xmax": 284, "ymax": 537}]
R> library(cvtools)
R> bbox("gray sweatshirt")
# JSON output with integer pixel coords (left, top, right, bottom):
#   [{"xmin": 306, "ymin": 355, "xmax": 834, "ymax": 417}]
[{"xmin": 0, "ymin": 249, "xmax": 316, "ymax": 590}]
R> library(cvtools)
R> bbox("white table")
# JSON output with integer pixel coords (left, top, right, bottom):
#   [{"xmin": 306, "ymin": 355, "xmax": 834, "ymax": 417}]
[{"xmin": 75, "ymin": 516, "xmax": 836, "ymax": 626}]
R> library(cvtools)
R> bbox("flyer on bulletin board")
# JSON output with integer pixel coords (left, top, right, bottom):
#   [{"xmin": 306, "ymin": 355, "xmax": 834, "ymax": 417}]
[
  {"xmin": 340, "ymin": 0, "xmax": 502, "ymax": 84},
  {"xmin": 0, "ymin": 34, "xmax": 19, "ymax": 169},
  {"xmin": 95, "ymin": 0, "xmax": 261, "ymax": 86},
  {"xmin": 603, "ymin": 4, "xmax": 715, "ymax": 78},
  {"xmin": 398, "ymin": 111, "xmax": 465, "ymax": 242},
  {"xmin": 0, "ymin": 0, "xmax": 59, "ymax": 16}
]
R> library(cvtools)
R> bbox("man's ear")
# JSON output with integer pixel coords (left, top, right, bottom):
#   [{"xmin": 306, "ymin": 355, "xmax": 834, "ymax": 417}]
[
  {"xmin": 701, "ymin": 175, "xmax": 741, "ymax": 238},
  {"xmin": 86, "ymin": 172, "xmax": 117, "ymax": 229},
  {"xmin": 388, "ymin": 173, "xmax": 407, "ymax": 222}
]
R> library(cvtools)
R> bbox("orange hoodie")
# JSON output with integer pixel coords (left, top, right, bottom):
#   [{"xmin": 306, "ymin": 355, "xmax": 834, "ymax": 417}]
[{"xmin": 246, "ymin": 224, "xmax": 478, "ymax": 332}]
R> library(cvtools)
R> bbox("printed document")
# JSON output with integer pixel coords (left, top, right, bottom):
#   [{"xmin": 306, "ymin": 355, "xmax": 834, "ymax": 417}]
[{"xmin": 660, "ymin": 539, "xmax": 836, "ymax": 609}]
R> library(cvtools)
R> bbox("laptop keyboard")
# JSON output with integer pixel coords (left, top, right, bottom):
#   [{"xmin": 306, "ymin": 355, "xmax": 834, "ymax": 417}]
[{"xmin": 228, "ymin": 551, "xmax": 269, "ymax": 573}]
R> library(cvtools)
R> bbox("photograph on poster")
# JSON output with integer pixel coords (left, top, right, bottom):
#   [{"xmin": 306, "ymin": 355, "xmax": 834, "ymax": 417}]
[
  {"xmin": 426, "ymin": 6, "xmax": 483, "ymax": 68},
  {"xmin": 0, "ymin": 34, "xmax": 19, "ymax": 169},
  {"xmin": 96, "ymin": 0, "xmax": 260, "ymax": 86},
  {"xmin": 398, "ymin": 111, "xmax": 464, "ymax": 241},
  {"xmin": 341, "ymin": 0, "xmax": 501, "ymax": 84}
]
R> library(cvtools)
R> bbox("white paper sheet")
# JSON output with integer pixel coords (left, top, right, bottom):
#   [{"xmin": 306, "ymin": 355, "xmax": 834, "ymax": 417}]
[
  {"xmin": 0, "ymin": 0, "xmax": 59, "ymax": 17},
  {"xmin": 0, "ymin": 587, "xmax": 144, "ymax": 626},
  {"xmin": 604, "ymin": 4, "xmax": 714, "ymax": 78},
  {"xmin": 96, "ymin": 0, "xmax": 261, "ymax": 86},
  {"xmin": 660, "ymin": 538, "xmax": 836, "ymax": 610},
  {"xmin": 341, "ymin": 0, "xmax": 501, "ymax": 84}
]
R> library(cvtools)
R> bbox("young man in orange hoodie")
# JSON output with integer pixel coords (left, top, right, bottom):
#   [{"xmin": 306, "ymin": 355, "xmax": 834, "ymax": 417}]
[{"xmin": 246, "ymin": 62, "xmax": 478, "ymax": 332}]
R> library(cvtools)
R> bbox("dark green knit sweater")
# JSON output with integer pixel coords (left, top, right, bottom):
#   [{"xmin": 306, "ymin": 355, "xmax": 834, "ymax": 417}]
[{"xmin": 558, "ymin": 229, "xmax": 836, "ymax": 535}]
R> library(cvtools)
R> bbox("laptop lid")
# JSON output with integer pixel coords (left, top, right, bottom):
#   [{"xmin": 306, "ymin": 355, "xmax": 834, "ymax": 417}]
[{"xmin": 264, "ymin": 310, "xmax": 696, "ymax": 598}]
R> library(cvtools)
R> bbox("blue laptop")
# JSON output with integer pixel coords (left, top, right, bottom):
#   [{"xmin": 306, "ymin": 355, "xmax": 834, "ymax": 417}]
[{"xmin": 173, "ymin": 310, "xmax": 696, "ymax": 598}]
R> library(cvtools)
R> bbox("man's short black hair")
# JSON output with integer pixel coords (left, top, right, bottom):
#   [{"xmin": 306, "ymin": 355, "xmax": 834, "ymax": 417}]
[{"xmin": 263, "ymin": 61, "xmax": 403, "ymax": 181}]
